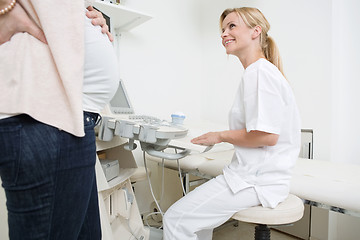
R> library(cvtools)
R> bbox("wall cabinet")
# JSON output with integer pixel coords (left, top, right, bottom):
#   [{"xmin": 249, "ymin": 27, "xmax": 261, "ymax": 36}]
[{"xmin": 93, "ymin": 1, "xmax": 152, "ymax": 32}]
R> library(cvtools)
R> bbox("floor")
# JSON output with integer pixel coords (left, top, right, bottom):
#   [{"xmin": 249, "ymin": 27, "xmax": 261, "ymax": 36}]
[{"xmin": 213, "ymin": 221, "xmax": 301, "ymax": 240}]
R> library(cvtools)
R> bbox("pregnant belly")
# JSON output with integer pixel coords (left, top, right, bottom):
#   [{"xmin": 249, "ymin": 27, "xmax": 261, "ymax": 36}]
[{"xmin": 83, "ymin": 15, "xmax": 119, "ymax": 113}]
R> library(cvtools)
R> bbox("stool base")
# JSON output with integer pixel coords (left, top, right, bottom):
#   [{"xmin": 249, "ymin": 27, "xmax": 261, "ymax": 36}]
[{"xmin": 254, "ymin": 224, "xmax": 270, "ymax": 240}]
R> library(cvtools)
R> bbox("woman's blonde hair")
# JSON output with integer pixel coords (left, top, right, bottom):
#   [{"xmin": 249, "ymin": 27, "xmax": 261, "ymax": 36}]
[{"xmin": 220, "ymin": 7, "xmax": 285, "ymax": 76}]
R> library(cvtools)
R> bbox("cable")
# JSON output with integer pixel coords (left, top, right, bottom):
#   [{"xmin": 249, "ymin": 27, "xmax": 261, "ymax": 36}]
[
  {"xmin": 144, "ymin": 212, "xmax": 162, "ymax": 228},
  {"xmin": 175, "ymin": 148, "xmax": 187, "ymax": 196},
  {"xmin": 142, "ymin": 143, "xmax": 190, "ymax": 229},
  {"xmin": 160, "ymin": 158, "xmax": 165, "ymax": 205},
  {"xmin": 143, "ymin": 151, "xmax": 164, "ymax": 218}
]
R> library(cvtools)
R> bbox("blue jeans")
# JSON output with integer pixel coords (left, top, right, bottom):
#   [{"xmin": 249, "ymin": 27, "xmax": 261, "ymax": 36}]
[{"xmin": 0, "ymin": 112, "xmax": 101, "ymax": 240}]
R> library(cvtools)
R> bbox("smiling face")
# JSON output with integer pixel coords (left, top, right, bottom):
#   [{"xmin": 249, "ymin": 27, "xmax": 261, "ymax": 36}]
[{"xmin": 221, "ymin": 12, "xmax": 255, "ymax": 57}]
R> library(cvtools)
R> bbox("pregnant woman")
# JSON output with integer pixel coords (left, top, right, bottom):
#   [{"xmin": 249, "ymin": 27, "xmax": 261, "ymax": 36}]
[{"xmin": 0, "ymin": 1, "xmax": 119, "ymax": 239}]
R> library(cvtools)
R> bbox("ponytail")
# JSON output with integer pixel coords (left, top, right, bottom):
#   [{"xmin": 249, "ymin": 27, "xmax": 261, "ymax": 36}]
[{"xmin": 263, "ymin": 36, "xmax": 285, "ymax": 77}]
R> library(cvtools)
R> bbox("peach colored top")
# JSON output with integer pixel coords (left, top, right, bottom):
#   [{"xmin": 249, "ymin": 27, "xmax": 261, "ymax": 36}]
[{"xmin": 0, "ymin": 0, "xmax": 85, "ymax": 136}]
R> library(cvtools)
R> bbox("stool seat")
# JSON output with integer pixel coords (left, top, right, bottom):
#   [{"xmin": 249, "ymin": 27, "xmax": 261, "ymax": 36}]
[
  {"xmin": 232, "ymin": 194, "xmax": 304, "ymax": 225},
  {"xmin": 130, "ymin": 166, "xmax": 150, "ymax": 183}
]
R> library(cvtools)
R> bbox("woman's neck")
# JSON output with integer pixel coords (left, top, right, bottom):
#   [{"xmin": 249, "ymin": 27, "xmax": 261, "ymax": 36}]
[{"xmin": 238, "ymin": 51, "xmax": 265, "ymax": 69}]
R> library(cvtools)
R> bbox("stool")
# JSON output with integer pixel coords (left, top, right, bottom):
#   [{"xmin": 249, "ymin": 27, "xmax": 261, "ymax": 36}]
[{"xmin": 232, "ymin": 194, "xmax": 304, "ymax": 240}]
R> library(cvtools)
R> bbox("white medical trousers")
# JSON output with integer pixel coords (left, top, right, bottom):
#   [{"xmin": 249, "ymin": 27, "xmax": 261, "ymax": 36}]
[{"xmin": 163, "ymin": 175, "xmax": 261, "ymax": 240}]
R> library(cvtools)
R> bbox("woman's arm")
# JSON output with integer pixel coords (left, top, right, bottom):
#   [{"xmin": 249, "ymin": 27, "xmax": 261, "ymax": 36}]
[
  {"xmin": 191, "ymin": 129, "xmax": 279, "ymax": 148},
  {"xmin": 0, "ymin": 0, "xmax": 47, "ymax": 44}
]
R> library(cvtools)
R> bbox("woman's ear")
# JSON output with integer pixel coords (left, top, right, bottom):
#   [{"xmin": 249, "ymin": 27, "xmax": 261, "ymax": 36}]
[{"xmin": 252, "ymin": 25, "xmax": 262, "ymax": 39}]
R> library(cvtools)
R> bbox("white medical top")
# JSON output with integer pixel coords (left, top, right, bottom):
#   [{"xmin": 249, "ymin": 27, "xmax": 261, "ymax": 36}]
[
  {"xmin": 223, "ymin": 58, "xmax": 301, "ymax": 208},
  {"xmin": 82, "ymin": 11, "xmax": 119, "ymax": 113},
  {"xmin": 0, "ymin": 11, "xmax": 118, "ymax": 120}
]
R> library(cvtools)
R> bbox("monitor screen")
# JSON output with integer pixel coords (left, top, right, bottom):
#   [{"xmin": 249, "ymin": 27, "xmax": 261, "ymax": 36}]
[{"xmin": 109, "ymin": 79, "xmax": 134, "ymax": 114}]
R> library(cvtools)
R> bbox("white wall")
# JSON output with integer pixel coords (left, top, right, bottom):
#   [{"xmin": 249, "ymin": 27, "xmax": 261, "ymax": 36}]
[
  {"xmin": 331, "ymin": 0, "xmax": 360, "ymax": 164},
  {"xmin": 117, "ymin": 0, "xmax": 204, "ymax": 123}
]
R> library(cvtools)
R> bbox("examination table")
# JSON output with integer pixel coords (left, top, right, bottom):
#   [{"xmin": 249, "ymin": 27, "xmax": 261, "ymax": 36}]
[{"xmin": 146, "ymin": 145, "xmax": 360, "ymax": 217}]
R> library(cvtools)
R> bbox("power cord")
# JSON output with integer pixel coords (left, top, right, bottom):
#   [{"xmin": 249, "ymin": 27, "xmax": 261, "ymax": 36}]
[
  {"xmin": 143, "ymin": 151, "xmax": 164, "ymax": 221},
  {"xmin": 175, "ymin": 148, "xmax": 187, "ymax": 196}
]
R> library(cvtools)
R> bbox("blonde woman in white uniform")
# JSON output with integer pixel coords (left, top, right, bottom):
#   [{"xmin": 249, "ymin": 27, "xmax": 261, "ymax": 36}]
[{"xmin": 163, "ymin": 7, "xmax": 301, "ymax": 240}]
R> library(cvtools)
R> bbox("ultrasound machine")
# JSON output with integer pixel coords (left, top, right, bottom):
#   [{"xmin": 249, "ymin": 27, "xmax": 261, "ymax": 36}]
[{"xmin": 97, "ymin": 79, "xmax": 191, "ymax": 160}]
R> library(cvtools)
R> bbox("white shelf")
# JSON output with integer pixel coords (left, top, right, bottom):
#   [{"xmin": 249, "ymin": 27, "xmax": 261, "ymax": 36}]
[
  {"xmin": 93, "ymin": 1, "xmax": 152, "ymax": 31},
  {"xmin": 106, "ymin": 168, "xmax": 137, "ymax": 190},
  {"xmin": 96, "ymin": 140, "xmax": 138, "ymax": 191},
  {"xmin": 96, "ymin": 136, "xmax": 127, "ymax": 152},
  {"xmin": 97, "ymin": 168, "xmax": 137, "ymax": 191}
]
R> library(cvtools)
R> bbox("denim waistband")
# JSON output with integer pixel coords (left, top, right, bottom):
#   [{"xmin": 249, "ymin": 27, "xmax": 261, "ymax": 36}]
[
  {"xmin": 83, "ymin": 111, "xmax": 101, "ymax": 126},
  {"xmin": 0, "ymin": 114, "xmax": 31, "ymax": 124},
  {"xmin": 0, "ymin": 112, "xmax": 102, "ymax": 127}
]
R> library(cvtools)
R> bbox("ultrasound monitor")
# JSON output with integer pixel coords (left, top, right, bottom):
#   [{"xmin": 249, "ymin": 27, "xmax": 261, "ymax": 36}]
[{"xmin": 109, "ymin": 79, "xmax": 134, "ymax": 114}]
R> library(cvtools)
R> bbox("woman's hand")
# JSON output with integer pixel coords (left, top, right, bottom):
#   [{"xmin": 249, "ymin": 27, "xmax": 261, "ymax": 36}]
[
  {"xmin": 86, "ymin": 6, "xmax": 113, "ymax": 42},
  {"xmin": 191, "ymin": 132, "xmax": 222, "ymax": 146},
  {"xmin": 0, "ymin": 2, "xmax": 47, "ymax": 44}
]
